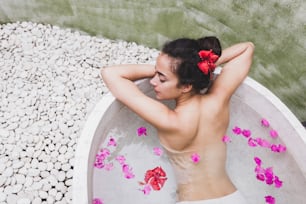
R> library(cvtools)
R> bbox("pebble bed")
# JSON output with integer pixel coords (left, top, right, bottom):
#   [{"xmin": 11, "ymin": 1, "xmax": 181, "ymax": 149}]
[{"xmin": 0, "ymin": 21, "xmax": 158, "ymax": 204}]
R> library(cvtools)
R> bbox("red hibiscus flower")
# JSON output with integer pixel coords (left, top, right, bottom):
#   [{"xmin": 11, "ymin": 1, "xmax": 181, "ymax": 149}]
[{"xmin": 143, "ymin": 166, "xmax": 167, "ymax": 191}]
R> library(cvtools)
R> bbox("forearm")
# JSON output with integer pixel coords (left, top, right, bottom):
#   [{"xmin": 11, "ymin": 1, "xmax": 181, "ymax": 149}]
[
  {"xmin": 216, "ymin": 42, "xmax": 254, "ymax": 66},
  {"xmin": 101, "ymin": 64, "xmax": 155, "ymax": 82}
]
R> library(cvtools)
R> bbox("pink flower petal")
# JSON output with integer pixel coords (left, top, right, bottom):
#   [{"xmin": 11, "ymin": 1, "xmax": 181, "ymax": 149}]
[
  {"xmin": 255, "ymin": 138, "xmax": 271, "ymax": 148},
  {"xmin": 104, "ymin": 163, "xmax": 114, "ymax": 171},
  {"xmin": 122, "ymin": 164, "xmax": 135, "ymax": 179},
  {"xmin": 141, "ymin": 184, "xmax": 152, "ymax": 195},
  {"xmin": 277, "ymin": 144, "xmax": 287, "ymax": 153},
  {"xmin": 115, "ymin": 155, "xmax": 126, "ymax": 165},
  {"xmin": 261, "ymin": 118, "xmax": 270, "ymax": 127},
  {"xmin": 107, "ymin": 137, "xmax": 117, "ymax": 147},
  {"xmin": 153, "ymin": 147, "xmax": 163, "ymax": 156},
  {"xmin": 248, "ymin": 138, "xmax": 257, "ymax": 147},
  {"xmin": 222, "ymin": 135, "xmax": 231, "ymax": 143},
  {"xmin": 274, "ymin": 176, "xmax": 283, "ymax": 188},
  {"xmin": 137, "ymin": 127, "xmax": 147, "ymax": 136},
  {"xmin": 93, "ymin": 198, "xmax": 103, "ymax": 204},
  {"xmin": 269, "ymin": 129, "xmax": 278, "ymax": 139},
  {"xmin": 100, "ymin": 148, "xmax": 111, "ymax": 157},
  {"xmin": 242, "ymin": 129, "xmax": 251, "ymax": 138},
  {"xmin": 271, "ymin": 144, "xmax": 287, "ymax": 153},
  {"xmin": 265, "ymin": 195, "xmax": 275, "ymax": 204},
  {"xmin": 254, "ymin": 157, "xmax": 262, "ymax": 166},
  {"xmin": 232, "ymin": 126, "xmax": 242, "ymax": 135},
  {"xmin": 191, "ymin": 153, "xmax": 200, "ymax": 163},
  {"xmin": 256, "ymin": 173, "xmax": 265, "ymax": 181},
  {"xmin": 124, "ymin": 171, "xmax": 135, "ymax": 179}
]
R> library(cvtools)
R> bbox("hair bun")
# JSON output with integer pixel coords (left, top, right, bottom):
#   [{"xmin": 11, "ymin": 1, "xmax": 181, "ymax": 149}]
[{"xmin": 197, "ymin": 36, "xmax": 222, "ymax": 56}]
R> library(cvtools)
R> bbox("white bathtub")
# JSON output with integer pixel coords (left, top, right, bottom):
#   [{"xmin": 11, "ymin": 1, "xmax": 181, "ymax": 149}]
[{"xmin": 73, "ymin": 77, "xmax": 306, "ymax": 204}]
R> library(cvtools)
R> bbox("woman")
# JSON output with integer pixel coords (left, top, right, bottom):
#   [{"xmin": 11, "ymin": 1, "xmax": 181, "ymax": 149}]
[{"xmin": 101, "ymin": 36, "xmax": 254, "ymax": 204}]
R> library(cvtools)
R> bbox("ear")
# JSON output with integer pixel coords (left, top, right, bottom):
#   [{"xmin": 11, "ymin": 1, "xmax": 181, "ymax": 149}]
[{"xmin": 181, "ymin": 84, "xmax": 193, "ymax": 93}]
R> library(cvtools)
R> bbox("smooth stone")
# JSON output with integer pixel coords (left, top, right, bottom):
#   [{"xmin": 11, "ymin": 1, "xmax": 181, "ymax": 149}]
[
  {"xmin": 40, "ymin": 171, "xmax": 50, "ymax": 178},
  {"xmin": 48, "ymin": 175, "xmax": 58, "ymax": 187},
  {"xmin": 55, "ymin": 182, "xmax": 67, "ymax": 193},
  {"xmin": 0, "ymin": 192, "xmax": 6, "ymax": 202},
  {"xmin": 46, "ymin": 162, "xmax": 54, "ymax": 171},
  {"xmin": 15, "ymin": 174, "xmax": 26, "ymax": 184},
  {"xmin": 12, "ymin": 161, "xmax": 25, "ymax": 169},
  {"xmin": 37, "ymin": 162, "xmax": 47, "ymax": 171},
  {"xmin": 38, "ymin": 190, "xmax": 48, "ymax": 199},
  {"xmin": 58, "ymin": 145, "xmax": 67, "ymax": 154},
  {"xmin": 55, "ymin": 192, "xmax": 63, "ymax": 201},
  {"xmin": 0, "ymin": 162, "xmax": 6, "ymax": 173},
  {"xmin": 30, "ymin": 181, "xmax": 43, "ymax": 190},
  {"xmin": 0, "ymin": 175, "xmax": 6, "ymax": 187},
  {"xmin": 64, "ymin": 179, "xmax": 72, "ymax": 186},
  {"xmin": 46, "ymin": 196, "xmax": 55, "ymax": 204},
  {"xmin": 32, "ymin": 197, "xmax": 42, "ymax": 204},
  {"xmin": 28, "ymin": 168, "xmax": 40, "ymax": 177},
  {"xmin": 17, "ymin": 198, "xmax": 31, "ymax": 204},
  {"xmin": 57, "ymin": 171, "xmax": 66, "ymax": 182},
  {"xmin": 61, "ymin": 163, "xmax": 71, "ymax": 172},
  {"xmin": 26, "ymin": 147, "xmax": 35, "ymax": 157},
  {"xmin": 42, "ymin": 183, "xmax": 52, "ymax": 192},
  {"xmin": 2, "ymin": 167, "xmax": 13, "ymax": 177},
  {"xmin": 66, "ymin": 169, "xmax": 73, "ymax": 179},
  {"xmin": 30, "ymin": 159, "xmax": 39, "ymax": 169},
  {"xmin": 4, "ymin": 185, "xmax": 12, "ymax": 194},
  {"xmin": 48, "ymin": 188, "xmax": 57, "ymax": 197},
  {"xmin": 11, "ymin": 184, "xmax": 23, "ymax": 193},
  {"xmin": 18, "ymin": 166, "xmax": 28, "ymax": 175},
  {"xmin": 24, "ymin": 177, "xmax": 33, "ymax": 187},
  {"xmin": 6, "ymin": 193, "xmax": 18, "ymax": 204}
]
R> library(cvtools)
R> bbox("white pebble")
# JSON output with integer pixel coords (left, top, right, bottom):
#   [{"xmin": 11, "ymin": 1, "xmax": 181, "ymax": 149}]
[
  {"xmin": 30, "ymin": 181, "xmax": 43, "ymax": 190},
  {"xmin": 28, "ymin": 168, "xmax": 40, "ymax": 177},
  {"xmin": 58, "ymin": 145, "xmax": 67, "ymax": 154},
  {"xmin": 11, "ymin": 184, "xmax": 23, "ymax": 193},
  {"xmin": 39, "ymin": 190, "xmax": 48, "ymax": 199},
  {"xmin": 0, "ymin": 21, "xmax": 159, "ymax": 203},
  {"xmin": 24, "ymin": 176, "xmax": 33, "ymax": 187},
  {"xmin": 57, "ymin": 171, "xmax": 66, "ymax": 182},
  {"xmin": 0, "ymin": 192, "xmax": 6, "ymax": 202},
  {"xmin": 32, "ymin": 197, "xmax": 42, "ymax": 204},
  {"xmin": 55, "ymin": 182, "xmax": 67, "ymax": 193},
  {"xmin": 38, "ymin": 162, "xmax": 47, "ymax": 171},
  {"xmin": 2, "ymin": 167, "xmax": 13, "ymax": 177},
  {"xmin": 61, "ymin": 163, "xmax": 71, "ymax": 171},
  {"xmin": 17, "ymin": 198, "xmax": 31, "ymax": 204},
  {"xmin": 13, "ymin": 161, "xmax": 25, "ymax": 169},
  {"xmin": 15, "ymin": 174, "xmax": 26, "ymax": 184},
  {"xmin": 0, "ymin": 176, "xmax": 6, "ymax": 187},
  {"xmin": 47, "ymin": 175, "xmax": 58, "ymax": 186},
  {"xmin": 6, "ymin": 193, "xmax": 18, "ymax": 204},
  {"xmin": 0, "ymin": 128, "xmax": 9, "ymax": 137},
  {"xmin": 55, "ymin": 192, "xmax": 63, "ymax": 201}
]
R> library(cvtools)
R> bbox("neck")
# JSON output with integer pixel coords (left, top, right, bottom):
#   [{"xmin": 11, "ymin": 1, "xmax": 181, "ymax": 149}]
[{"xmin": 175, "ymin": 92, "xmax": 197, "ymax": 109}]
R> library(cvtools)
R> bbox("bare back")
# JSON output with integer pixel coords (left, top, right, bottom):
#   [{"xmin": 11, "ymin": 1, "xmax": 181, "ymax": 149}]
[{"xmin": 158, "ymin": 93, "xmax": 236, "ymax": 201}]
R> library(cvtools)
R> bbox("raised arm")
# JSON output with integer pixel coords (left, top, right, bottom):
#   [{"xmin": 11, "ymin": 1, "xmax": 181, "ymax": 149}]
[
  {"xmin": 101, "ymin": 64, "xmax": 176, "ymax": 131},
  {"xmin": 209, "ymin": 42, "xmax": 255, "ymax": 100}
]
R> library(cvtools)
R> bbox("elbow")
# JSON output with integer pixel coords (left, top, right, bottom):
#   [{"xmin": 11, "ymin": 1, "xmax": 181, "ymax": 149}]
[
  {"xmin": 246, "ymin": 42, "xmax": 255, "ymax": 52},
  {"xmin": 100, "ymin": 67, "xmax": 111, "ymax": 81}
]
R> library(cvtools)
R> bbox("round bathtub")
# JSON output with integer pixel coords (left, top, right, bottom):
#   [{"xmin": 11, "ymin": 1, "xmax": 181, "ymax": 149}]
[{"xmin": 73, "ymin": 77, "xmax": 306, "ymax": 204}]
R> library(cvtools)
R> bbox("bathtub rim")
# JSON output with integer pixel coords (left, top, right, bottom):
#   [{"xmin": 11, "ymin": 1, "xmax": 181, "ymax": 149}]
[{"xmin": 72, "ymin": 77, "xmax": 306, "ymax": 204}]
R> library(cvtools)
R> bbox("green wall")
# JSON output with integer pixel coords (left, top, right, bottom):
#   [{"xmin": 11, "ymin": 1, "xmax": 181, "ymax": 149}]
[{"xmin": 0, "ymin": 0, "xmax": 305, "ymax": 121}]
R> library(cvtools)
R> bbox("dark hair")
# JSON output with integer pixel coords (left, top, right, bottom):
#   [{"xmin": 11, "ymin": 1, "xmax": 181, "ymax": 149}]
[{"xmin": 161, "ymin": 36, "xmax": 222, "ymax": 93}]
